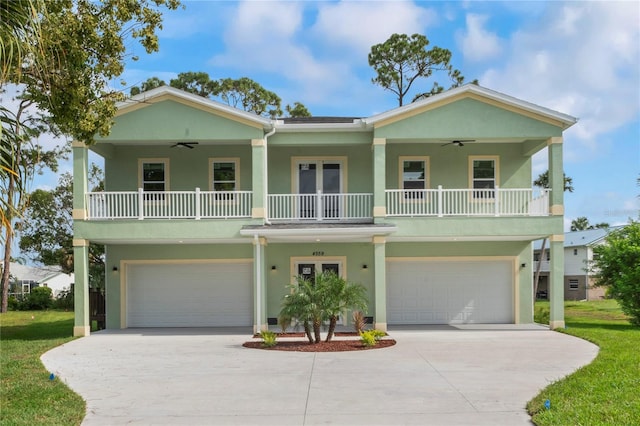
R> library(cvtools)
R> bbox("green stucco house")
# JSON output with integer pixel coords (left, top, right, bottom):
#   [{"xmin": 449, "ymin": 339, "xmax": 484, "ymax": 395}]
[{"xmin": 71, "ymin": 84, "xmax": 576, "ymax": 336}]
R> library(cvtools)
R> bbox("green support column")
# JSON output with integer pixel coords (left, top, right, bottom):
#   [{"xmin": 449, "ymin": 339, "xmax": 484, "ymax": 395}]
[
  {"xmin": 72, "ymin": 141, "xmax": 89, "ymax": 220},
  {"xmin": 73, "ymin": 240, "xmax": 91, "ymax": 336},
  {"xmin": 373, "ymin": 236, "xmax": 387, "ymax": 331},
  {"xmin": 253, "ymin": 236, "xmax": 267, "ymax": 333},
  {"xmin": 548, "ymin": 137, "xmax": 564, "ymax": 215},
  {"xmin": 549, "ymin": 236, "xmax": 565, "ymax": 329},
  {"xmin": 251, "ymin": 139, "xmax": 266, "ymax": 220},
  {"xmin": 372, "ymin": 138, "xmax": 386, "ymax": 224}
]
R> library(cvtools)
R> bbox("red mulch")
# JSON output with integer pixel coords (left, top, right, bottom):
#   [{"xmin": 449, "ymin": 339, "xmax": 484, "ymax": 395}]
[{"xmin": 243, "ymin": 336, "xmax": 396, "ymax": 352}]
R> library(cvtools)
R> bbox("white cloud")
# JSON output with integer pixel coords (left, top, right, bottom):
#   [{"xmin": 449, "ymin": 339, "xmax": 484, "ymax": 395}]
[
  {"xmin": 311, "ymin": 1, "xmax": 436, "ymax": 54},
  {"xmin": 457, "ymin": 14, "xmax": 503, "ymax": 62},
  {"xmin": 479, "ymin": 1, "xmax": 640, "ymax": 160}
]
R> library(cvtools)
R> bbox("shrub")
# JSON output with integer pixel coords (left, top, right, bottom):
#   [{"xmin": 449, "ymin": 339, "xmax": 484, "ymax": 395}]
[
  {"xmin": 7, "ymin": 296, "xmax": 19, "ymax": 311},
  {"xmin": 259, "ymin": 330, "xmax": 278, "ymax": 348},
  {"xmin": 21, "ymin": 287, "xmax": 53, "ymax": 310},
  {"xmin": 360, "ymin": 330, "xmax": 378, "ymax": 347},
  {"xmin": 352, "ymin": 310, "xmax": 366, "ymax": 334},
  {"xmin": 54, "ymin": 289, "xmax": 74, "ymax": 310},
  {"xmin": 278, "ymin": 315, "xmax": 291, "ymax": 334}
]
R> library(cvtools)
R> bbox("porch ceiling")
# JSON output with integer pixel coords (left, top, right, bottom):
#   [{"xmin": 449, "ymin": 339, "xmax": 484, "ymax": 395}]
[{"xmin": 239, "ymin": 223, "xmax": 398, "ymax": 243}]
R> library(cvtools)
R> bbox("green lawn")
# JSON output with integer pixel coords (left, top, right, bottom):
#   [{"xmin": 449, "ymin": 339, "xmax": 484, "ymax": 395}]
[
  {"xmin": 529, "ymin": 300, "xmax": 640, "ymax": 425},
  {"xmin": 0, "ymin": 311, "xmax": 85, "ymax": 426}
]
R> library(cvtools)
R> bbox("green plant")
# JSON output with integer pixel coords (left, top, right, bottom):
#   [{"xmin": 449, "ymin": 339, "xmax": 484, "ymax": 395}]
[
  {"xmin": 259, "ymin": 330, "xmax": 277, "ymax": 348},
  {"xmin": 54, "ymin": 288, "xmax": 74, "ymax": 310},
  {"xmin": 352, "ymin": 310, "xmax": 366, "ymax": 333},
  {"xmin": 319, "ymin": 271, "xmax": 368, "ymax": 342},
  {"xmin": 370, "ymin": 329, "xmax": 386, "ymax": 340},
  {"xmin": 278, "ymin": 314, "xmax": 291, "ymax": 334},
  {"xmin": 21, "ymin": 286, "xmax": 53, "ymax": 310},
  {"xmin": 359, "ymin": 330, "xmax": 378, "ymax": 347}
]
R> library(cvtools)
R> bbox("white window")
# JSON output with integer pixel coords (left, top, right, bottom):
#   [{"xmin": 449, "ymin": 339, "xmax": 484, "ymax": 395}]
[
  {"xmin": 139, "ymin": 159, "xmax": 169, "ymax": 192},
  {"xmin": 469, "ymin": 156, "xmax": 499, "ymax": 199},
  {"xmin": 399, "ymin": 157, "xmax": 429, "ymax": 199},
  {"xmin": 210, "ymin": 158, "xmax": 239, "ymax": 192},
  {"xmin": 569, "ymin": 279, "xmax": 579, "ymax": 290}
]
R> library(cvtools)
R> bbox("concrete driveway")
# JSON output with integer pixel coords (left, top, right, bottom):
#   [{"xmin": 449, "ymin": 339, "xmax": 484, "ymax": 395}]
[{"xmin": 42, "ymin": 325, "xmax": 597, "ymax": 425}]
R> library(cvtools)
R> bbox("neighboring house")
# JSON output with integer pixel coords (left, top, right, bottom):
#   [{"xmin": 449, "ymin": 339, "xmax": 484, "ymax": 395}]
[
  {"xmin": 3, "ymin": 262, "xmax": 74, "ymax": 297},
  {"xmin": 534, "ymin": 228, "xmax": 617, "ymax": 301},
  {"xmin": 71, "ymin": 84, "xmax": 576, "ymax": 336}
]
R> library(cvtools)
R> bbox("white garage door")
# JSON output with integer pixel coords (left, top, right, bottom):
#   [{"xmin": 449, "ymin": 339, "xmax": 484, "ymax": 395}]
[
  {"xmin": 387, "ymin": 259, "xmax": 513, "ymax": 324},
  {"xmin": 127, "ymin": 262, "xmax": 252, "ymax": 327}
]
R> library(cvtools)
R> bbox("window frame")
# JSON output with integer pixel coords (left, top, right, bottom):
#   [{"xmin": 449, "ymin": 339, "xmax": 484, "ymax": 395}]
[
  {"xmin": 209, "ymin": 158, "xmax": 240, "ymax": 203},
  {"xmin": 468, "ymin": 155, "xmax": 499, "ymax": 200},
  {"xmin": 399, "ymin": 156, "xmax": 429, "ymax": 201},
  {"xmin": 138, "ymin": 158, "xmax": 170, "ymax": 199}
]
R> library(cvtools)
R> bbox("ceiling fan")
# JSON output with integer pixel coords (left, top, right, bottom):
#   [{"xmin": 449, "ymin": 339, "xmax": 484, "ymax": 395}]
[
  {"xmin": 171, "ymin": 142, "xmax": 199, "ymax": 149},
  {"xmin": 440, "ymin": 139, "xmax": 475, "ymax": 147}
]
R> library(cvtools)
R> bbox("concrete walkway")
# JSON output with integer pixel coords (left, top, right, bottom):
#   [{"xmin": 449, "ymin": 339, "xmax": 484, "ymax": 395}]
[{"xmin": 41, "ymin": 325, "xmax": 598, "ymax": 425}]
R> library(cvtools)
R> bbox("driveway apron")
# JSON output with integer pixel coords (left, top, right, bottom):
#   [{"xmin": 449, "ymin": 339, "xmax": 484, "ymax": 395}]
[{"xmin": 41, "ymin": 325, "xmax": 598, "ymax": 425}]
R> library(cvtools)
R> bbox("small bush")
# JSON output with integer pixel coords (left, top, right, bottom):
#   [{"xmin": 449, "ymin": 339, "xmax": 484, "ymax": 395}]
[
  {"xmin": 360, "ymin": 330, "xmax": 379, "ymax": 347},
  {"xmin": 535, "ymin": 304, "xmax": 550, "ymax": 325},
  {"xmin": 7, "ymin": 296, "xmax": 19, "ymax": 311},
  {"xmin": 54, "ymin": 289, "xmax": 74, "ymax": 310},
  {"xmin": 278, "ymin": 315, "xmax": 291, "ymax": 334},
  {"xmin": 352, "ymin": 310, "xmax": 366, "ymax": 334},
  {"xmin": 370, "ymin": 329, "xmax": 386, "ymax": 340},
  {"xmin": 260, "ymin": 330, "xmax": 278, "ymax": 348},
  {"xmin": 21, "ymin": 287, "xmax": 53, "ymax": 310}
]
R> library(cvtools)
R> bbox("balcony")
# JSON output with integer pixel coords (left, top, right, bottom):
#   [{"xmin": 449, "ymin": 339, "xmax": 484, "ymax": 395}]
[
  {"xmin": 385, "ymin": 187, "xmax": 550, "ymax": 217},
  {"xmin": 86, "ymin": 189, "xmax": 252, "ymax": 220},
  {"xmin": 85, "ymin": 187, "xmax": 549, "ymax": 221}
]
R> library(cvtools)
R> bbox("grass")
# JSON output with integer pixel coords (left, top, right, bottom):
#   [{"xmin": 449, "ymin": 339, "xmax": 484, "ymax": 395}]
[
  {"xmin": 0, "ymin": 311, "xmax": 85, "ymax": 426},
  {"xmin": 528, "ymin": 300, "xmax": 640, "ymax": 425}
]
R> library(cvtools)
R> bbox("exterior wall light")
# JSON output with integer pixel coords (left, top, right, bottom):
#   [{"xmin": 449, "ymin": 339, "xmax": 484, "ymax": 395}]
[{"xmin": 112, "ymin": 266, "xmax": 118, "ymax": 272}]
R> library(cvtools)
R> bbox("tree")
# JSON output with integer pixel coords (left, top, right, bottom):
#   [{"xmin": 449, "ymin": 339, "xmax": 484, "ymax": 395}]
[
  {"xmin": 19, "ymin": 168, "xmax": 105, "ymax": 288},
  {"xmin": 533, "ymin": 170, "xmax": 575, "ymax": 299},
  {"xmin": 280, "ymin": 276, "xmax": 321, "ymax": 344},
  {"xmin": 570, "ymin": 216, "xmax": 609, "ymax": 232},
  {"xmin": 1, "ymin": 0, "xmax": 181, "ymax": 313},
  {"xmin": 368, "ymin": 33, "xmax": 472, "ymax": 106},
  {"xmin": 321, "ymin": 271, "xmax": 368, "ymax": 342},
  {"xmin": 130, "ymin": 77, "xmax": 166, "ymax": 96},
  {"xmin": 285, "ymin": 102, "xmax": 312, "ymax": 118},
  {"xmin": 591, "ymin": 221, "xmax": 640, "ymax": 326},
  {"xmin": 169, "ymin": 72, "xmax": 218, "ymax": 98}
]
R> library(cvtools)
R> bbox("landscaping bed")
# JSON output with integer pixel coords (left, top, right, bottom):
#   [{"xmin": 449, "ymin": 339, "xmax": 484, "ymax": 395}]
[{"xmin": 245, "ymin": 331, "xmax": 396, "ymax": 352}]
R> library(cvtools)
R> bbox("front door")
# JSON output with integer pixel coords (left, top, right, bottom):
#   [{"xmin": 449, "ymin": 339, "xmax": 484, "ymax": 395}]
[
  {"xmin": 296, "ymin": 160, "xmax": 343, "ymax": 219},
  {"xmin": 297, "ymin": 262, "xmax": 341, "ymax": 282}
]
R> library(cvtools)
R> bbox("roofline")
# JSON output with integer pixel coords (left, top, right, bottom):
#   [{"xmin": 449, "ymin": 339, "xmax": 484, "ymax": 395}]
[
  {"xmin": 364, "ymin": 84, "xmax": 578, "ymax": 130},
  {"xmin": 118, "ymin": 86, "xmax": 273, "ymax": 129}
]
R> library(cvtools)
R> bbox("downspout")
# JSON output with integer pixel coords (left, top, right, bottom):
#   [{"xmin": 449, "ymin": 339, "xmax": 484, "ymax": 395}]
[
  {"xmin": 254, "ymin": 234, "xmax": 261, "ymax": 333},
  {"xmin": 263, "ymin": 125, "xmax": 276, "ymax": 225}
]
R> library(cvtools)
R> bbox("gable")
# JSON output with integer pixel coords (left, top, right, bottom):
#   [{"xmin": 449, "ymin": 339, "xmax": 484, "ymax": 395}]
[
  {"xmin": 373, "ymin": 97, "xmax": 565, "ymax": 140},
  {"xmin": 96, "ymin": 99, "xmax": 264, "ymax": 143}
]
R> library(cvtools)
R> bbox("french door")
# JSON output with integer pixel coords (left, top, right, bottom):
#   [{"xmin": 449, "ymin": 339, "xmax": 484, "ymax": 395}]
[
  {"xmin": 296, "ymin": 261, "xmax": 341, "ymax": 282},
  {"xmin": 296, "ymin": 160, "xmax": 343, "ymax": 219}
]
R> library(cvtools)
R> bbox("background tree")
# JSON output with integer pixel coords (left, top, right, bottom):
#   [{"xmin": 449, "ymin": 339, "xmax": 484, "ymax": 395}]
[
  {"xmin": 570, "ymin": 216, "xmax": 609, "ymax": 231},
  {"xmin": 285, "ymin": 102, "xmax": 312, "ymax": 118},
  {"xmin": 131, "ymin": 72, "xmax": 311, "ymax": 118},
  {"xmin": 19, "ymin": 167, "xmax": 105, "ymax": 288},
  {"xmin": 130, "ymin": 77, "xmax": 166, "ymax": 96},
  {"xmin": 591, "ymin": 220, "xmax": 640, "ymax": 326},
  {"xmin": 533, "ymin": 170, "xmax": 575, "ymax": 299},
  {"xmin": 368, "ymin": 33, "xmax": 473, "ymax": 106},
  {"xmin": 1, "ymin": 0, "xmax": 181, "ymax": 313}
]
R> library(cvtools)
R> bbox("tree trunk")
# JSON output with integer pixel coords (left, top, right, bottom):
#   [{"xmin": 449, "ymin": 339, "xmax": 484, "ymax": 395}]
[
  {"xmin": 313, "ymin": 318, "xmax": 321, "ymax": 343},
  {"xmin": 534, "ymin": 238, "xmax": 547, "ymax": 300},
  {"xmin": 1, "ymin": 175, "xmax": 14, "ymax": 313},
  {"xmin": 325, "ymin": 316, "xmax": 337, "ymax": 342},
  {"xmin": 303, "ymin": 321, "xmax": 314, "ymax": 344}
]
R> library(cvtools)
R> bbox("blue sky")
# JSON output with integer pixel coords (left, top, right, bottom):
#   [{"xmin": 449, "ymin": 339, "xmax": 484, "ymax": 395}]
[{"xmin": 30, "ymin": 0, "xmax": 640, "ymax": 229}]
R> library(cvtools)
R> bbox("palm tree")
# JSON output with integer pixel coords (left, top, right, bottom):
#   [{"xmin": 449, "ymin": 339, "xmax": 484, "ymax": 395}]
[
  {"xmin": 321, "ymin": 272, "xmax": 368, "ymax": 342},
  {"xmin": 280, "ymin": 277, "xmax": 322, "ymax": 343}
]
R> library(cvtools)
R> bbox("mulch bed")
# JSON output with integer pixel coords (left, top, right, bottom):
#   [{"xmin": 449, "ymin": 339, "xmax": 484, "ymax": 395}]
[{"xmin": 244, "ymin": 331, "xmax": 396, "ymax": 352}]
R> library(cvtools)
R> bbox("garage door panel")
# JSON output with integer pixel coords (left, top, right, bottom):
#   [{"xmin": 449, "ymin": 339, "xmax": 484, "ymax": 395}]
[
  {"xmin": 127, "ymin": 262, "xmax": 252, "ymax": 327},
  {"xmin": 387, "ymin": 260, "xmax": 513, "ymax": 325}
]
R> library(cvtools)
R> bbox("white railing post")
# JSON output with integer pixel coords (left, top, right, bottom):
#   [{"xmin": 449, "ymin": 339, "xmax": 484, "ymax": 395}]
[
  {"xmin": 494, "ymin": 185, "xmax": 500, "ymax": 217},
  {"xmin": 195, "ymin": 187, "xmax": 201, "ymax": 220},
  {"xmin": 316, "ymin": 190, "xmax": 323, "ymax": 221},
  {"xmin": 437, "ymin": 185, "xmax": 443, "ymax": 217},
  {"xmin": 138, "ymin": 188, "xmax": 144, "ymax": 220}
]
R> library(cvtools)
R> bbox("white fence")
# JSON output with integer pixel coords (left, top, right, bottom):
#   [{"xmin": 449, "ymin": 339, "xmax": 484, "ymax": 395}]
[
  {"xmin": 385, "ymin": 186, "xmax": 550, "ymax": 217},
  {"xmin": 268, "ymin": 192, "xmax": 373, "ymax": 222},
  {"xmin": 86, "ymin": 189, "xmax": 252, "ymax": 219}
]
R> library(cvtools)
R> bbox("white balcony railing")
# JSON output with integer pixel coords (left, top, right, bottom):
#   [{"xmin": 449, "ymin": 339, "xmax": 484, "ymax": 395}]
[
  {"xmin": 86, "ymin": 188, "xmax": 252, "ymax": 220},
  {"xmin": 385, "ymin": 186, "xmax": 550, "ymax": 217},
  {"xmin": 268, "ymin": 191, "xmax": 373, "ymax": 222}
]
